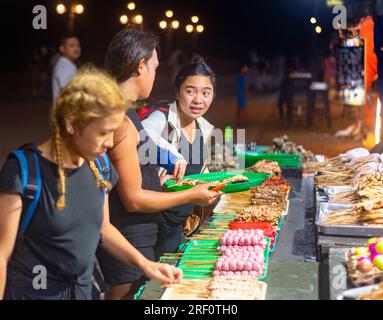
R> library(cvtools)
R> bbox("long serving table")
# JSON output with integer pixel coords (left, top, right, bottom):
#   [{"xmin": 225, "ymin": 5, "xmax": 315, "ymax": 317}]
[{"xmin": 136, "ymin": 174, "xmax": 320, "ymax": 300}]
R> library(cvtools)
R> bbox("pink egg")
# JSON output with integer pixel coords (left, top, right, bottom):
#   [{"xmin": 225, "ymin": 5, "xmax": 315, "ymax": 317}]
[
  {"xmin": 221, "ymin": 271, "xmax": 227, "ymax": 276},
  {"xmin": 238, "ymin": 237, "xmax": 244, "ymax": 246},
  {"xmin": 216, "ymin": 260, "xmax": 223, "ymax": 270},
  {"xmin": 242, "ymin": 271, "xmax": 249, "ymax": 275},
  {"xmin": 213, "ymin": 270, "xmax": 220, "ymax": 276},
  {"xmin": 235, "ymin": 271, "xmax": 241, "ymax": 275},
  {"xmin": 227, "ymin": 271, "xmax": 234, "ymax": 276},
  {"xmin": 246, "ymin": 261, "xmax": 253, "ymax": 271},
  {"xmin": 226, "ymin": 236, "xmax": 233, "ymax": 246}
]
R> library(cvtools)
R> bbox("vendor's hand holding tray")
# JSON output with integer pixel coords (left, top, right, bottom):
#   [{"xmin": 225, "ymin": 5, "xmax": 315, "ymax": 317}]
[{"xmin": 164, "ymin": 171, "xmax": 270, "ymax": 194}]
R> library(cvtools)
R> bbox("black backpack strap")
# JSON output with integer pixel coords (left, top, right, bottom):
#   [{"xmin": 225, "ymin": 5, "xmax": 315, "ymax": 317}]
[{"xmin": 8, "ymin": 144, "xmax": 42, "ymax": 234}]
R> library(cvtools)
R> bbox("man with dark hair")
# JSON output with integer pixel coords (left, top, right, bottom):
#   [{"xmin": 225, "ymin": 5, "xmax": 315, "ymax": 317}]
[{"xmin": 52, "ymin": 36, "xmax": 81, "ymax": 101}]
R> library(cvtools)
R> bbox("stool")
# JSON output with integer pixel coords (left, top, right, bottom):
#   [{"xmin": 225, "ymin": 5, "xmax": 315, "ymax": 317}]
[{"xmin": 306, "ymin": 82, "xmax": 331, "ymax": 129}]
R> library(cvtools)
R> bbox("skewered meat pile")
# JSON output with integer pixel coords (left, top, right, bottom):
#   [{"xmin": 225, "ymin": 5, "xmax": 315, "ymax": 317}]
[
  {"xmin": 235, "ymin": 205, "xmax": 282, "ymax": 225},
  {"xmin": 265, "ymin": 134, "xmax": 315, "ymax": 162},
  {"xmin": 315, "ymin": 156, "xmax": 383, "ymax": 187},
  {"xmin": 234, "ymin": 185, "xmax": 287, "ymax": 224},
  {"xmin": 249, "ymin": 186, "xmax": 288, "ymax": 212},
  {"xmin": 309, "ymin": 147, "xmax": 371, "ymax": 173},
  {"xmin": 208, "ymin": 276, "xmax": 266, "ymax": 300},
  {"xmin": 220, "ymin": 229, "xmax": 267, "ymax": 247},
  {"xmin": 323, "ymin": 197, "xmax": 383, "ymax": 226},
  {"xmin": 262, "ymin": 176, "xmax": 290, "ymax": 187},
  {"xmin": 330, "ymin": 173, "xmax": 383, "ymax": 204},
  {"xmin": 246, "ymin": 160, "xmax": 281, "ymax": 176}
]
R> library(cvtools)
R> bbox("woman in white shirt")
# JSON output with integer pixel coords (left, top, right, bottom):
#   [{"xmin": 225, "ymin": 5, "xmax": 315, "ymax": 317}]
[{"xmin": 141, "ymin": 57, "xmax": 217, "ymax": 258}]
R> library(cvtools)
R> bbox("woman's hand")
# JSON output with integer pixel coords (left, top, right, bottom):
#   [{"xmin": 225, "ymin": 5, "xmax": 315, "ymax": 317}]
[
  {"xmin": 141, "ymin": 260, "xmax": 183, "ymax": 286},
  {"xmin": 160, "ymin": 174, "xmax": 173, "ymax": 186},
  {"xmin": 173, "ymin": 159, "xmax": 188, "ymax": 183},
  {"xmin": 189, "ymin": 182, "xmax": 222, "ymax": 206}
]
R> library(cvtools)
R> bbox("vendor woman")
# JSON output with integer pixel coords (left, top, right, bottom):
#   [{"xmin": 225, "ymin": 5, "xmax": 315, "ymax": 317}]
[{"xmin": 141, "ymin": 57, "xmax": 216, "ymax": 259}]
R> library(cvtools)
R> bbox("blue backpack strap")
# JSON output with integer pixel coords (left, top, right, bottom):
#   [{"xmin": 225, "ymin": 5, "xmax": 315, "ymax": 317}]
[
  {"xmin": 20, "ymin": 152, "xmax": 42, "ymax": 234},
  {"xmin": 101, "ymin": 153, "xmax": 111, "ymax": 181},
  {"xmin": 10, "ymin": 149, "xmax": 42, "ymax": 235},
  {"xmin": 11, "ymin": 150, "xmax": 28, "ymax": 195},
  {"xmin": 94, "ymin": 153, "xmax": 111, "ymax": 205}
]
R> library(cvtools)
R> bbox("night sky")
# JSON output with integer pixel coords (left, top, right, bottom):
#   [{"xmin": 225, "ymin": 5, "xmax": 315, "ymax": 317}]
[{"xmin": 1, "ymin": 0, "xmax": 345, "ymax": 71}]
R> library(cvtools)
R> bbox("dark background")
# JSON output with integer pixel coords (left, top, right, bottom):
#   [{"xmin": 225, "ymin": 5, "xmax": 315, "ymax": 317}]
[{"xmin": 1, "ymin": 0, "xmax": 341, "ymax": 71}]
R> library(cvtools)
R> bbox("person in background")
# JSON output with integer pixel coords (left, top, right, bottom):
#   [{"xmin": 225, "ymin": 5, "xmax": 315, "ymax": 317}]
[
  {"xmin": 52, "ymin": 35, "xmax": 81, "ymax": 102},
  {"xmin": 322, "ymin": 49, "xmax": 336, "ymax": 100},
  {"xmin": 236, "ymin": 63, "xmax": 249, "ymax": 128}
]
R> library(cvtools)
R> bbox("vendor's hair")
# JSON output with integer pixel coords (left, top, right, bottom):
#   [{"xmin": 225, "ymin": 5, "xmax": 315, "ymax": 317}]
[
  {"xmin": 51, "ymin": 65, "xmax": 128, "ymax": 209},
  {"xmin": 104, "ymin": 28, "xmax": 159, "ymax": 83},
  {"xmin": 174, "ymin": 57, "xmax": 216, "ymax": 93}
]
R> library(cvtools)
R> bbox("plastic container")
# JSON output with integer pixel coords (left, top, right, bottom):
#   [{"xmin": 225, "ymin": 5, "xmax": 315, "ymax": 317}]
[
  {"xmin": 237, "ymin": 151, "xmax": 302, "ymax": 168},
  {"xmin": 229, "ymin": 221, "xmax": 274, "ymax": 231}
]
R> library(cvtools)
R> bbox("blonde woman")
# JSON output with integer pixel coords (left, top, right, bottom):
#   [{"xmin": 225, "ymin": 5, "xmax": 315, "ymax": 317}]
[{"xmin": 0, "ymin": 66, "xmax": 181, "ymax": 300}]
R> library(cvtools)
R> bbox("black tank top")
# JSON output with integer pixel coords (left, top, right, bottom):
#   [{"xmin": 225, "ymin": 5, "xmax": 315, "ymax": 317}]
[
  {"xmin": 108, "ymin": 110, "xmax": 162, "ymax": 228},
  {"xmin": 162, "ymin": 124, "xmax": 206, "ymax": 225}
]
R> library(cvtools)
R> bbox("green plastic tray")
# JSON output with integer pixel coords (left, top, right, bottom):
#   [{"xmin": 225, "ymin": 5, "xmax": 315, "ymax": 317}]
[
  {"xmin": 164, "ymin": 171, "xmax": 269, "ymax": 193},
  {"xmin": 258, "ymin": 238, "xmax": 270, "ymax": 281},
  {"xmin": 238, "ymin": 151, "xmax": 302, "ymax": 168}
]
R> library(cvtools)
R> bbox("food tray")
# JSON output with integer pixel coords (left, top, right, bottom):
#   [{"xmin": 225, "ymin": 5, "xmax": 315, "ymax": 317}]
[
  {"xmin": 323, "ymin": 185, "xmax": 356, "ymax": 197},
  {"xmin": 164, "ymin": 171, "xmax": 269, "ymax": 193},
  {"xmin": 237, "ymin": 151, "xmax": 302, "ymax": 168},
  {"xmin": 281, "ymin": 200, "xmax": 290, "ymax": 216},
  {"xmin": 160, "ymin": 279, "xmax": 268, "ymax": 300},
  {"xmin": 323, "ymin": 185, "xmax": 356, "ymax": 202},
  {"xmin": 316, "ymin": 202, "xmax": 383, "ymax": 237}
]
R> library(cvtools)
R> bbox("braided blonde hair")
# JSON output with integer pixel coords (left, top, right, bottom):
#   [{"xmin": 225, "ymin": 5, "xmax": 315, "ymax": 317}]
[{"xmin": 51, "ymin": 65, "xmax": 129, "ymax": 209}]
